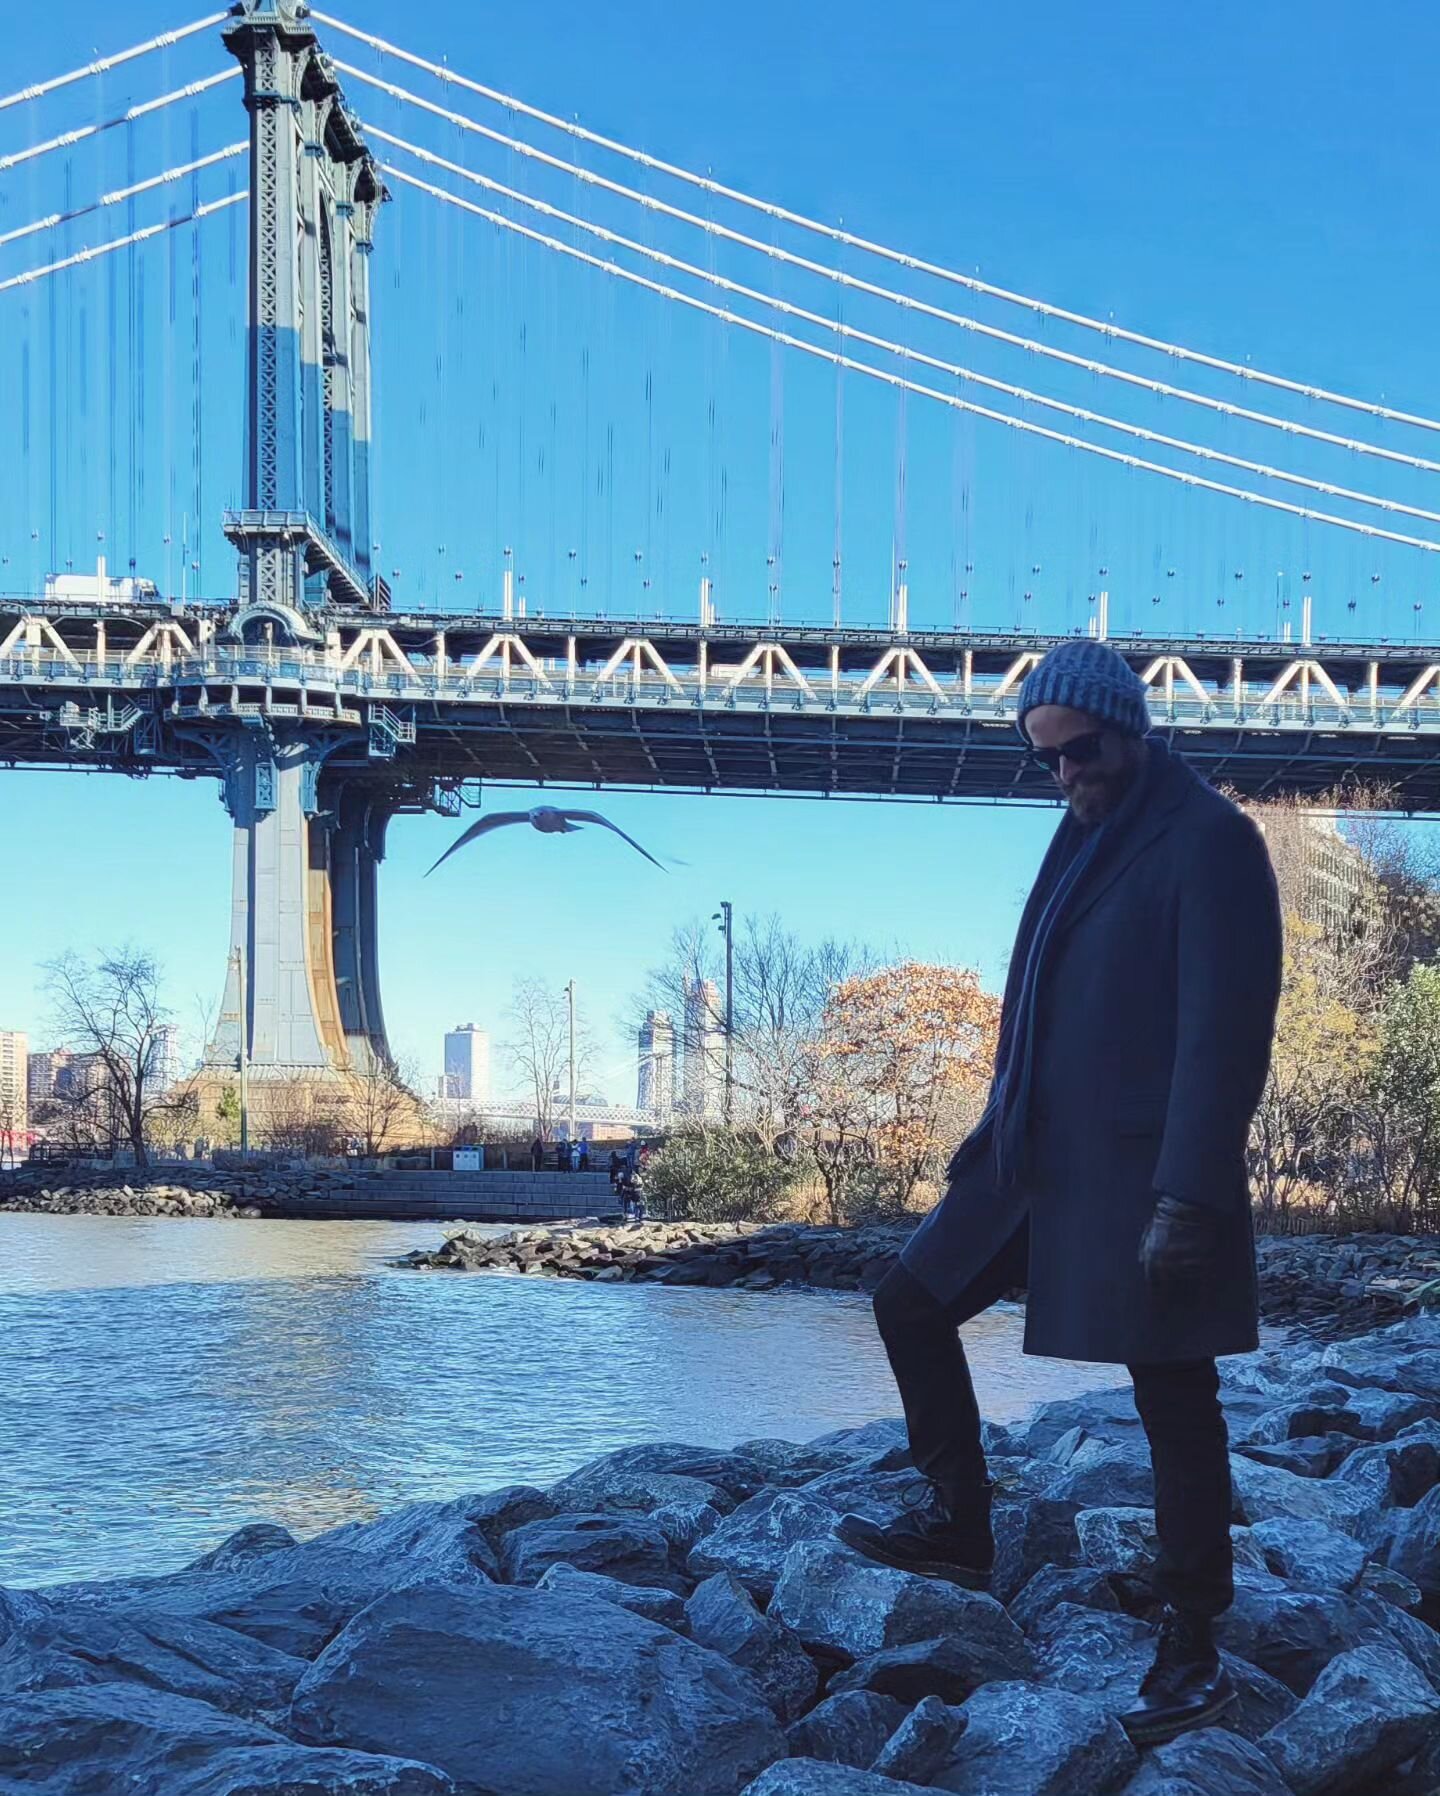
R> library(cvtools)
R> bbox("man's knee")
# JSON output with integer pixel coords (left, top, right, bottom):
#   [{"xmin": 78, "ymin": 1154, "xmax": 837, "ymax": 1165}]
[
  {"xmin": 1130, "ymin": 1359, "xmax": 1225, "ymax": 1435},
  {"xmin": 873, "ymin": 1262, "xmax": 948, "ymax": 1343}
]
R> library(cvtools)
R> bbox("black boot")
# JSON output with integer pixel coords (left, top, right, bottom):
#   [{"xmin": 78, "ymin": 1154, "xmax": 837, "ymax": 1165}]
[
  {"xmin": 1120, "ymin": 1606, "xmax": 1236, "ymax": 1745},
  {"xmin": 833, "ymin": 1478, "xmax": 994, "ymax": 1590}
]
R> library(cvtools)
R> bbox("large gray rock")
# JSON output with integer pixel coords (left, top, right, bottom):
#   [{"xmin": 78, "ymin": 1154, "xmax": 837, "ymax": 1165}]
[
  {"xmin": 784, "ymin": 1691, "xmax": 907, "ymax": 1769},
  {"xmin": 1236, "ymin": 1436, "xmax": 1356, "ymax": 1480},
  {"xmin": 547, "ymin": 1464, "xmax": 735, "ymax": 1518},
  {"xmin": 1341, "ymin": 1388, "xmax": 1439, "ymax": 1441},
  {"xmin": 684, "ymin": 1572, "xmax": 818, "ymax": 1723},
  {"xmin": 535, "ymin": 1563, "xmax": 686, "ymax": 1630},
  {"xmin": 1237, "ymin": 1399, "xmax": 1365, "ymax": 1448},
  {"xmin": 870, "ymin": 1694, "xmax": 969, "ymax": 1783},
  {"xmin": 575, "ymin": 1441, "xmax": 768, "ymax": 1504},
  {"xmin": 0, "ymin": 1683, "xmax": 453, "ymax": 1795},
  {"xmin": 799, "ymin": 1468, "xmax": 928, "ymax": 1527},
  {"xmin": 1047, "ymin": 1445, "xmax": 1156, "ymax": 1510},
  {"xmin": 1218, "ymin": 1584, "xmax": 1440, "ymax": 1697},
  {"xmin": 290, "ymin": 1580, "xmax": 784, "ymax": 1796},
  {"xmin": 991, "ymin": 1497, "xmax": 1083, "ymax": 1603},
  {"xmin": 1075, "ymin": 1507, "xmax": 1159, "ymax": 1575},
  {"xmin": 1320, "ymin": 1341, "xmax": 1440, "ymax": 1398},
  {"xmin": 1375, "ymin": 1481, "xmax": 1440, "ymax": 1617},
  {"xmin": 1333, "ymin": 1422, "xmax": 1440, "ymax": 1508},
  {"xmin": 462, "ymin": 1484, "xmax": 556, "ymax": 1552},
  {"xmin": 1244, "ymin": 1517, "xmax": 1368, "ymax": 1592},
  {"xmin": 0, "ymin": 1588, "xmax": 305, "ymax": 1725},
  {"xmin": 931, "ymin": 1681, "xmax": 1136, "ymax": 1796},
  {"xmin": 1120, "ymin": 1726, "xmax": 1292, "ymax": 1796},
  {"xmin": 804, "ymin": 1419, "xmax": 909, "ymax": 1462},
  {"xmin": 499, "ymin": 1512, "xmax": 678, "ymax": 1590},
  {"xmin": 831, "ymin": 1628, "xmax": 1034, "ymax": 1706},
  {"xmin": 1008, "ymin": 1565, "xmax": 1121, "ymax": 1636},
  {"xmin": 40, "ymin": 1498, "xmax": 500, "ymax": 1660},
  {"xmin": 736, "ymin": 1436, "xmax": 871, "ymax": 1487},
  {"xmin": 1260, "ymin": 1642, "xmax": 1440, "ymax": 1795},
  {"xmin": 687, "ymin": 1489, "xmax": 839, "ymax": 1599},
  {"xmin": 1229, "ymin": 1454, "xmax": 1371, "ymax": 1534},
  {"xmin": 740, "ymin": 1762, "xmax": 933, "ymax": 1796},
  {"xmin": 649, "ymin": 1499, "xmax": 723, "ymax": 1558},
  {"xmin": 770, "ymin": 1539, "xmax": 1023, "ymax": 1665}
]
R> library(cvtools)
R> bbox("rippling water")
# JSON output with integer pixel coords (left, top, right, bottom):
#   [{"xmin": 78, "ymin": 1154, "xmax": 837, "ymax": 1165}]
[{"xmin": 0, "ymin": 1214, "xmax": 1129, "ymax": 1588}]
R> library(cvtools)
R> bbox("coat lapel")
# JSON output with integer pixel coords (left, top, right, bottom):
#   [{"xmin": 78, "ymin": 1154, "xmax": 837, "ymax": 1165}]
[{"xmin": 1053, "ymin": 745, "xmax": 1195, "ymax": 939}]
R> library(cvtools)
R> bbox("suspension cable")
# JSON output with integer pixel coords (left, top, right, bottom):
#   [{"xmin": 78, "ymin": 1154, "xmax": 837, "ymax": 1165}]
[
  {"xmin": 0, "ymin": 191, "xmax": 245, "ymax": 295},
  {"xmin": 356, "ymin": 93, "xmax": 1438, "ymax": 472},
  {"xmin": 385, "ymin": 168, "xmax": 1440, "ymax": 555},
  {"xmin": 375, "ymin": 136, "xmax": 1440, "ymax": 526},
  {"xmin": 0, "ymin": 144, "xmax": 245, "ymax": 251},
  {"xmin": 0, "ymin": 71, "xmax": 238, "ymax": 176},
  {"xmin": 0, "ymin": 15, "xmax": 229, "ymax": 115},
  {"xmin": 322, "ymin": 14, "xmax": 1440, "ymax": 433}
]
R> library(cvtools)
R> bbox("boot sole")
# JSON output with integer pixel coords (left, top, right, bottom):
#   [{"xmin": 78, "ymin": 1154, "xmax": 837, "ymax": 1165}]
[
  {"xmin": 833, "ymin": 1528, "xmax": 991, "ymax": 1592},
  {"xmin": 1121, "ymin": 1684, "xmax": 1237, "ymax": 1747}
]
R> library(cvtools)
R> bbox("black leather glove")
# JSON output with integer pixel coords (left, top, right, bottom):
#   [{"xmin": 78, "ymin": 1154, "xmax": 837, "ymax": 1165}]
[{"xmin": 1138, "ymin": 1194, "xmax": 1222, "ymax": 1295}]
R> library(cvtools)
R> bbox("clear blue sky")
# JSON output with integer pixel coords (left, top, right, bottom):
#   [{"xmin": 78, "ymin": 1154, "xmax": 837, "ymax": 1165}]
[{"xmin": 2, "ymin": 0, "xmax": 1437, "ymax": 1095}]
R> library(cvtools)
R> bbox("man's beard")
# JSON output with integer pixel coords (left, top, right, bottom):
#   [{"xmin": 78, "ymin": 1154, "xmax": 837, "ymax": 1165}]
[{"xmin": 1065, "ymin": 765, "xmax": 1136, "ymax": 826}]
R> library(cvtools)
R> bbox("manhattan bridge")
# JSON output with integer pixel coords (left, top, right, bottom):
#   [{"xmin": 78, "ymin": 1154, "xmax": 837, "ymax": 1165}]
[{"xmin": 2, "ymin": 2, "xmax": 1439, "ymax": 1086}]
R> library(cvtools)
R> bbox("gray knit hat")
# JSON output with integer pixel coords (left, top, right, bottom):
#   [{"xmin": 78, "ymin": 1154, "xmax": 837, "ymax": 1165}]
[{"xmin": 1017, "ymin": 638, "xmax": 1152, "ymax": 741}]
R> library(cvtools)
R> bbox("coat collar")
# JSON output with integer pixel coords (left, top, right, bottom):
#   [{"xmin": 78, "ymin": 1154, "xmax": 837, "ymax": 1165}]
[{"xmin": 1052, "ymin": 739, "xmax": 1195, "ymax": 938}]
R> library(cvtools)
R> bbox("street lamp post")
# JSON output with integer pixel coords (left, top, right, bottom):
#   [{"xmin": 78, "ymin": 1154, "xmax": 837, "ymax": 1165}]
[
  {"xmin": 712, "ymin": 900, "xmax": 734, "ymax": 1124},
  {"xmin": 564, "ymin": 979, "xmax": 577, "ymax": 1143},
  {"xmin": 232, "ymin": 941, "xmax": 250, "ymax": 1157}
]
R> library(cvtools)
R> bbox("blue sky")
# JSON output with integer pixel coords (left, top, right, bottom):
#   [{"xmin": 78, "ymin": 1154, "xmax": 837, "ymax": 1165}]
[{"xmin": 2, "ymin": 0, "xmax": 1437, "ymax": 1095}]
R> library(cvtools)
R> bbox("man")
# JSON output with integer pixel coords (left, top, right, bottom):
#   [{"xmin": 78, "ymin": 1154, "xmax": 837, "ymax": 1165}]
[{"xmin": 838, "ymin": 637, "xmax": 1282, "ymax": 1746}]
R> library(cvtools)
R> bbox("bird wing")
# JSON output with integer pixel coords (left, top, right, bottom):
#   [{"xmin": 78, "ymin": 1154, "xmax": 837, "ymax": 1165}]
[
  {"xmin": 425, "ymin": 813, "xmax": 531, "ymax": 876},
  {"xmin": 561, "ymin": 810, "xmax": 667, "ymax": 871}
]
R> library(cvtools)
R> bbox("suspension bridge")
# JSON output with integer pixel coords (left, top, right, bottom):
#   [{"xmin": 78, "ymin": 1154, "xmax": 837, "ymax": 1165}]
[{"xmin": 2, "ymin": 1, "xmax": 1439, "ymax": 1082}]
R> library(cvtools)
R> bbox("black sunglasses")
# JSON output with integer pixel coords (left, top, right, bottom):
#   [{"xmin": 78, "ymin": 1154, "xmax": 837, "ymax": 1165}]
[{"xmin": 1028, "ymin": 729, "xmax": 1108, "ymax": 775}]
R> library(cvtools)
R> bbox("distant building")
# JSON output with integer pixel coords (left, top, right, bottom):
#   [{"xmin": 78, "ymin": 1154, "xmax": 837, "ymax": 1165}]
[
  {"xmin": 146, "ymin": 1025, "xmax": 184, "ymax": 1094},
  {"xmin": 681, "ymin": 978, "xmax": 724, "ymax": 1120},
  {"xmin": 637, "ymin": 1010, "xmax": 676, "ymax": 1116},
  {"xmin": 442, "ymin": 1024, "xmax": 491, "ymax": 1104},
  {"xmin": 0, "ymin": 1031, "xmax": 28, "ymax": 1146},
  {"xmin": 27, "ymin": 1048, "xmax": 70, "ymax": 1110}
]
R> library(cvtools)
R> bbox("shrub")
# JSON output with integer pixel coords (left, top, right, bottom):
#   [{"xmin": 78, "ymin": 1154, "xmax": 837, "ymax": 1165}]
[{"xmin": 644, "ymin": 1125, "xmax": 794, "ymax": 1223}]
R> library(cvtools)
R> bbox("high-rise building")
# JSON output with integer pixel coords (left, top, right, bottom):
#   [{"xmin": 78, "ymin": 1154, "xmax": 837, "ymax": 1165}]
[
  {"xmin": 443, "ymin": 1024, "xmax": 491, "ymax": 1104},
  {"xmin": 146, "ymin": 1025, "xmax": 184, "ymax": 1094},
  {"xmin": 637, "ymin": 1010, "xmax": 676, "ymax": 1117},
  {"xmin": 681, "ymin": 978, "xmax": 724, "ymax": 1119},
  {"xmin": 0, "ymin": 1031, "xmax": 29, "ymax": 1145},
  {"xmin": 27, "ymin": 1048, "xmax": 70, "ymax": 1110}
]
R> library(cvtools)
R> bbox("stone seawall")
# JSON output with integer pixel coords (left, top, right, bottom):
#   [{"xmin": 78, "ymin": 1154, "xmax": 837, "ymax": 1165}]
[
  {"xmin": 399, "ymin": 1221, "xmax": 1440, "ymax": 1342},
  {"xmin": 4, "ymin": 1309, "xmax": 1439, "ymax": 1793}
]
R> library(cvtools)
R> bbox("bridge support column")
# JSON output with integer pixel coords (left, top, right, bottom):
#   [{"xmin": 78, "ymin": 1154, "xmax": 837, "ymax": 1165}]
[{"xmin": 206, "ymin": 737, "xmax": 393, "ymax": 1079}]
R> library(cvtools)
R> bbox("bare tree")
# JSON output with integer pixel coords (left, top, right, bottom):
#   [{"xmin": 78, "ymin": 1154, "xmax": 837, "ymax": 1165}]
[
  {"xmin": 259, "ymin": 1077, "xmax": 348, "ymax": 1158},
  {"xmin": 43, "ymin": 948, "xmax": 195, "ymax": 1168},
  {"xmin": 343, "ymin": 1054, "xmax": 421, "ymax": 1158},
  {"xmin": 504, "ymin": 980, "xmax": 589, "ymax": 1138}
]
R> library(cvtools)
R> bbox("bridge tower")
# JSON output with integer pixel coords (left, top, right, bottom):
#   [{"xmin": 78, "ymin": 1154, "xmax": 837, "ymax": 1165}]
[{"xmin": 205, "ymin": 2, "xmax": 397, "ymax": 1083}]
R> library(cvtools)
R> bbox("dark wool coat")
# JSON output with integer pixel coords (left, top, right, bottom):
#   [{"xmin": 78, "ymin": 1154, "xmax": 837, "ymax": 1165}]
[{"xmin": 901, "ymin": 740, "xmax": 1283, "ymax": 1365}]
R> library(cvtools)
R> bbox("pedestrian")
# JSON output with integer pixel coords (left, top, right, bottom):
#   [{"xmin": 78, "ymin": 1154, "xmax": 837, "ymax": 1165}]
[
  {"xmin": 578, "ymin": 1138, "xmax": 590, "ymax": 1172},
  {"xmin": 608, "ymin": 1149, "xmax": 623, "ymax": 1190},
  {"xmin": 530, "ymin": 1136, "xmax": 544, "ymax": 1173},
  {"xmin": 836, "ymin": 639, "xmax": 1282, "ymax": 1748},
  {"xmin": 568, "ymin": 1138, "xmax": 582, "ymax": 1174}
]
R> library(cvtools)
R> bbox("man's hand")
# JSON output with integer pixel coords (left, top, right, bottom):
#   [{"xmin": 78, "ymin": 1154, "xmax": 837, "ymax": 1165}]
[{"xmin": 1138, "ymin": 1194, "xmax": 1222, "ymax": 1295}]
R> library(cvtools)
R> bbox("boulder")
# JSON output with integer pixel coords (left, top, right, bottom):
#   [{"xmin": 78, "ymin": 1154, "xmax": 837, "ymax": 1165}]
[
  {"xmin": 1048, "ymin": 1446, "xmax": 1156, "ymax": 1510},
  {"xmin": 547, "ymin": 1464, "xmax": 735, "ymax": 1518},
  {"xmin": 649, "ymin": 1500, "xmax": 723, "ymax": 1558},
  {"xmin": 1356, "ymin": 1561, "xmax": 1423, "ymax": 1611},
  {"xmin": 1019, "ymin": 1390, "xmax": 1147, "ymax": 1458},
  {"xmin": 574, "ymin": 1441, "xmax": 768, "ymax": 1504},
  {"xmin": 1120, "ymin": 1725, "xmax": 1292, "ymax": 1796},
  {"xmin": 499, "ymin": 1512, "xmax": 678, "ymax": 1590},
  {"xmin": 799, "ymin": 1468, "xmax": 927, "ymax": 1526},
  {"xmin": 683, "ymin": 1572, "xmax": 818, "ymax": 1723},
  {"xmin": 290, "ymin": 1580, "xmax": 784, "ymax": 1796},
  {"xmin": 869, "ymin": 1694, "xmax": 969, "ymax": 1783},
  {"xmin": 805, "ymin": 1419, "xmax": 910, "ymax": 1462},
  {"xmin": 770, "ymin": 1540, "xmax": 1025, "ymax": 1666},
  {"xmin": 831, "ymin": 1629, "xmax": 1034, "ymax": 1706},
  {"xmin": 1008, "ymin": 1564, "xmax": 1121, "ymax": 1636},
  {"xmin": 1218, "ymin": 1584, "xmax": 1440, "ymax": 1697},
  {"xmin": 740, "ymin": 1762, "xmax": 933, "ymax": 1796},
  {"xmin": 1075, "ymin": 1508, "xmax": 1159, "ymax": 1576},
  {"xmin": 1373, "ymin": 1483, "xmax": 1440, "ymax": 1620},
  {"xmin": 991, "ymin": 1497, "xmax": 1083, "ymax": 1604},
  {"xmin": 1245, "ymin": 1517, "xmax": 1368, "ymax": 1593},
  {"xmin": 1228, "ymin": 1453, "xmax": 1371, "ymax": 1533},
  {"xmin": 1319, "ymin": 1341, "xmax": 1440, "ymax": 1399},
  {"xmin": 1236, "ymin": 1436, "xmax": 1355, "ymax": 1480},
  {"xmin": 784, "ymin": 1691, "xmax": 907, "ymax": 1769},
  {"xmin": 0, "ymin": 1683, "xmax": 452, "ymax": 1796},
  {"xmin": 687, "ymin": 1490, "xmax": 839, "ymax": 1599},
  {"xmin": 460, "ymin": 1485, "xmax": 557, "ymax": 1552},
  {"xmin": 535, "ymin": 1564, "xmax": 686, "ymax": 1630},
  {"xmin": 738, "ymin": 1436, "xmax": 878, "ymax": 1485},
  {"xmin": 930, "ymin": 1681, "xmax": 1136, "ymax": 1796},
  {"xmin": 41, "ymin": 1497, "xmax": 501, "ymax": 1660},
  {"xmin": 1260, "ymin": 1642, "xmax": 1440, "ymax": 1795},
  {"xmin": 1332, "ymin": 1422, "xmax": 1440, "ymax": 1508},
  {"xmin": 1236, "ymin": 1400, "xmax": 1366, "ymax": 1447},
  {"xmin": 1341, "ymin": 1388, "xmax": 1439, "ymax": 1441}
]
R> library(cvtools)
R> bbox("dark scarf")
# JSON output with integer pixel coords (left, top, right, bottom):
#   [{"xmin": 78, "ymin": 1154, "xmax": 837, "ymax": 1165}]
[{"xmin": 986, "ymin": 739, "xmax": 1165, "ymax": 1189}]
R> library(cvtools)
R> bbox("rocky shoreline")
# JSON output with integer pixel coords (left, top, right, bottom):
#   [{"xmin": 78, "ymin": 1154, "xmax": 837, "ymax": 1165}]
[
  {"xmin": 0, "ymin": 1163, "xmax": 373, "ymax": 1220},
  {"xmin": 4, "ymin": 1309, "xmax": 1439, "ymax": 1793},
  {"xmin": 398, "ymin": 1221, "xmax": 1440, "ymax": 1343}
]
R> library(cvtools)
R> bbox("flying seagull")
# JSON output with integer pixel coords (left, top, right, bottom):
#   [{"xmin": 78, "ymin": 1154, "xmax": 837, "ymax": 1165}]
[{"xmin": 426, "ymin": 804, "xmax": 668, "ymax": 877}]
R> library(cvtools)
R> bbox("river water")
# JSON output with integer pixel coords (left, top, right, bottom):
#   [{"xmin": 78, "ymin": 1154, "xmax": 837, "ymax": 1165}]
[{"xmin": 0, "ymin": 1214, "xmax": 1129, "ymax": 1589}]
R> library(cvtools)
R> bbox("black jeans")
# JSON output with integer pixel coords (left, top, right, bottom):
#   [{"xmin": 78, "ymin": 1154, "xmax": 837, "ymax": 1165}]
[{"xmin": 873, "ymin": 1245, "xmax": 1234, "ymax": 1617}]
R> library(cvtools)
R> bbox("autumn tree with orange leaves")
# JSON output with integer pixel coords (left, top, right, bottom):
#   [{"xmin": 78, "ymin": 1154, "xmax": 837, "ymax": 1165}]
[{"xmin": 805, "ymin": 961, "xmax": 1001, "ymax": 1220}]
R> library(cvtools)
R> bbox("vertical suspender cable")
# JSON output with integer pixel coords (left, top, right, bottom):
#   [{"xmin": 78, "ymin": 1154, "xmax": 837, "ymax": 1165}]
[
  {"xmin": 832, "ymin": 234, "xmax": 845, "ymax": 630},
  {"xmin": 190, "ymin": 107, "xmax": 203, "ymax": 595}
]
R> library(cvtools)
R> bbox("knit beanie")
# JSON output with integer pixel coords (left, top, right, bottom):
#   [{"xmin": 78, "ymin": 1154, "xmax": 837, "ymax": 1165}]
[{"xmin": 1017, "ymin": 639, "xmax": 1152, "ymax": 741}]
